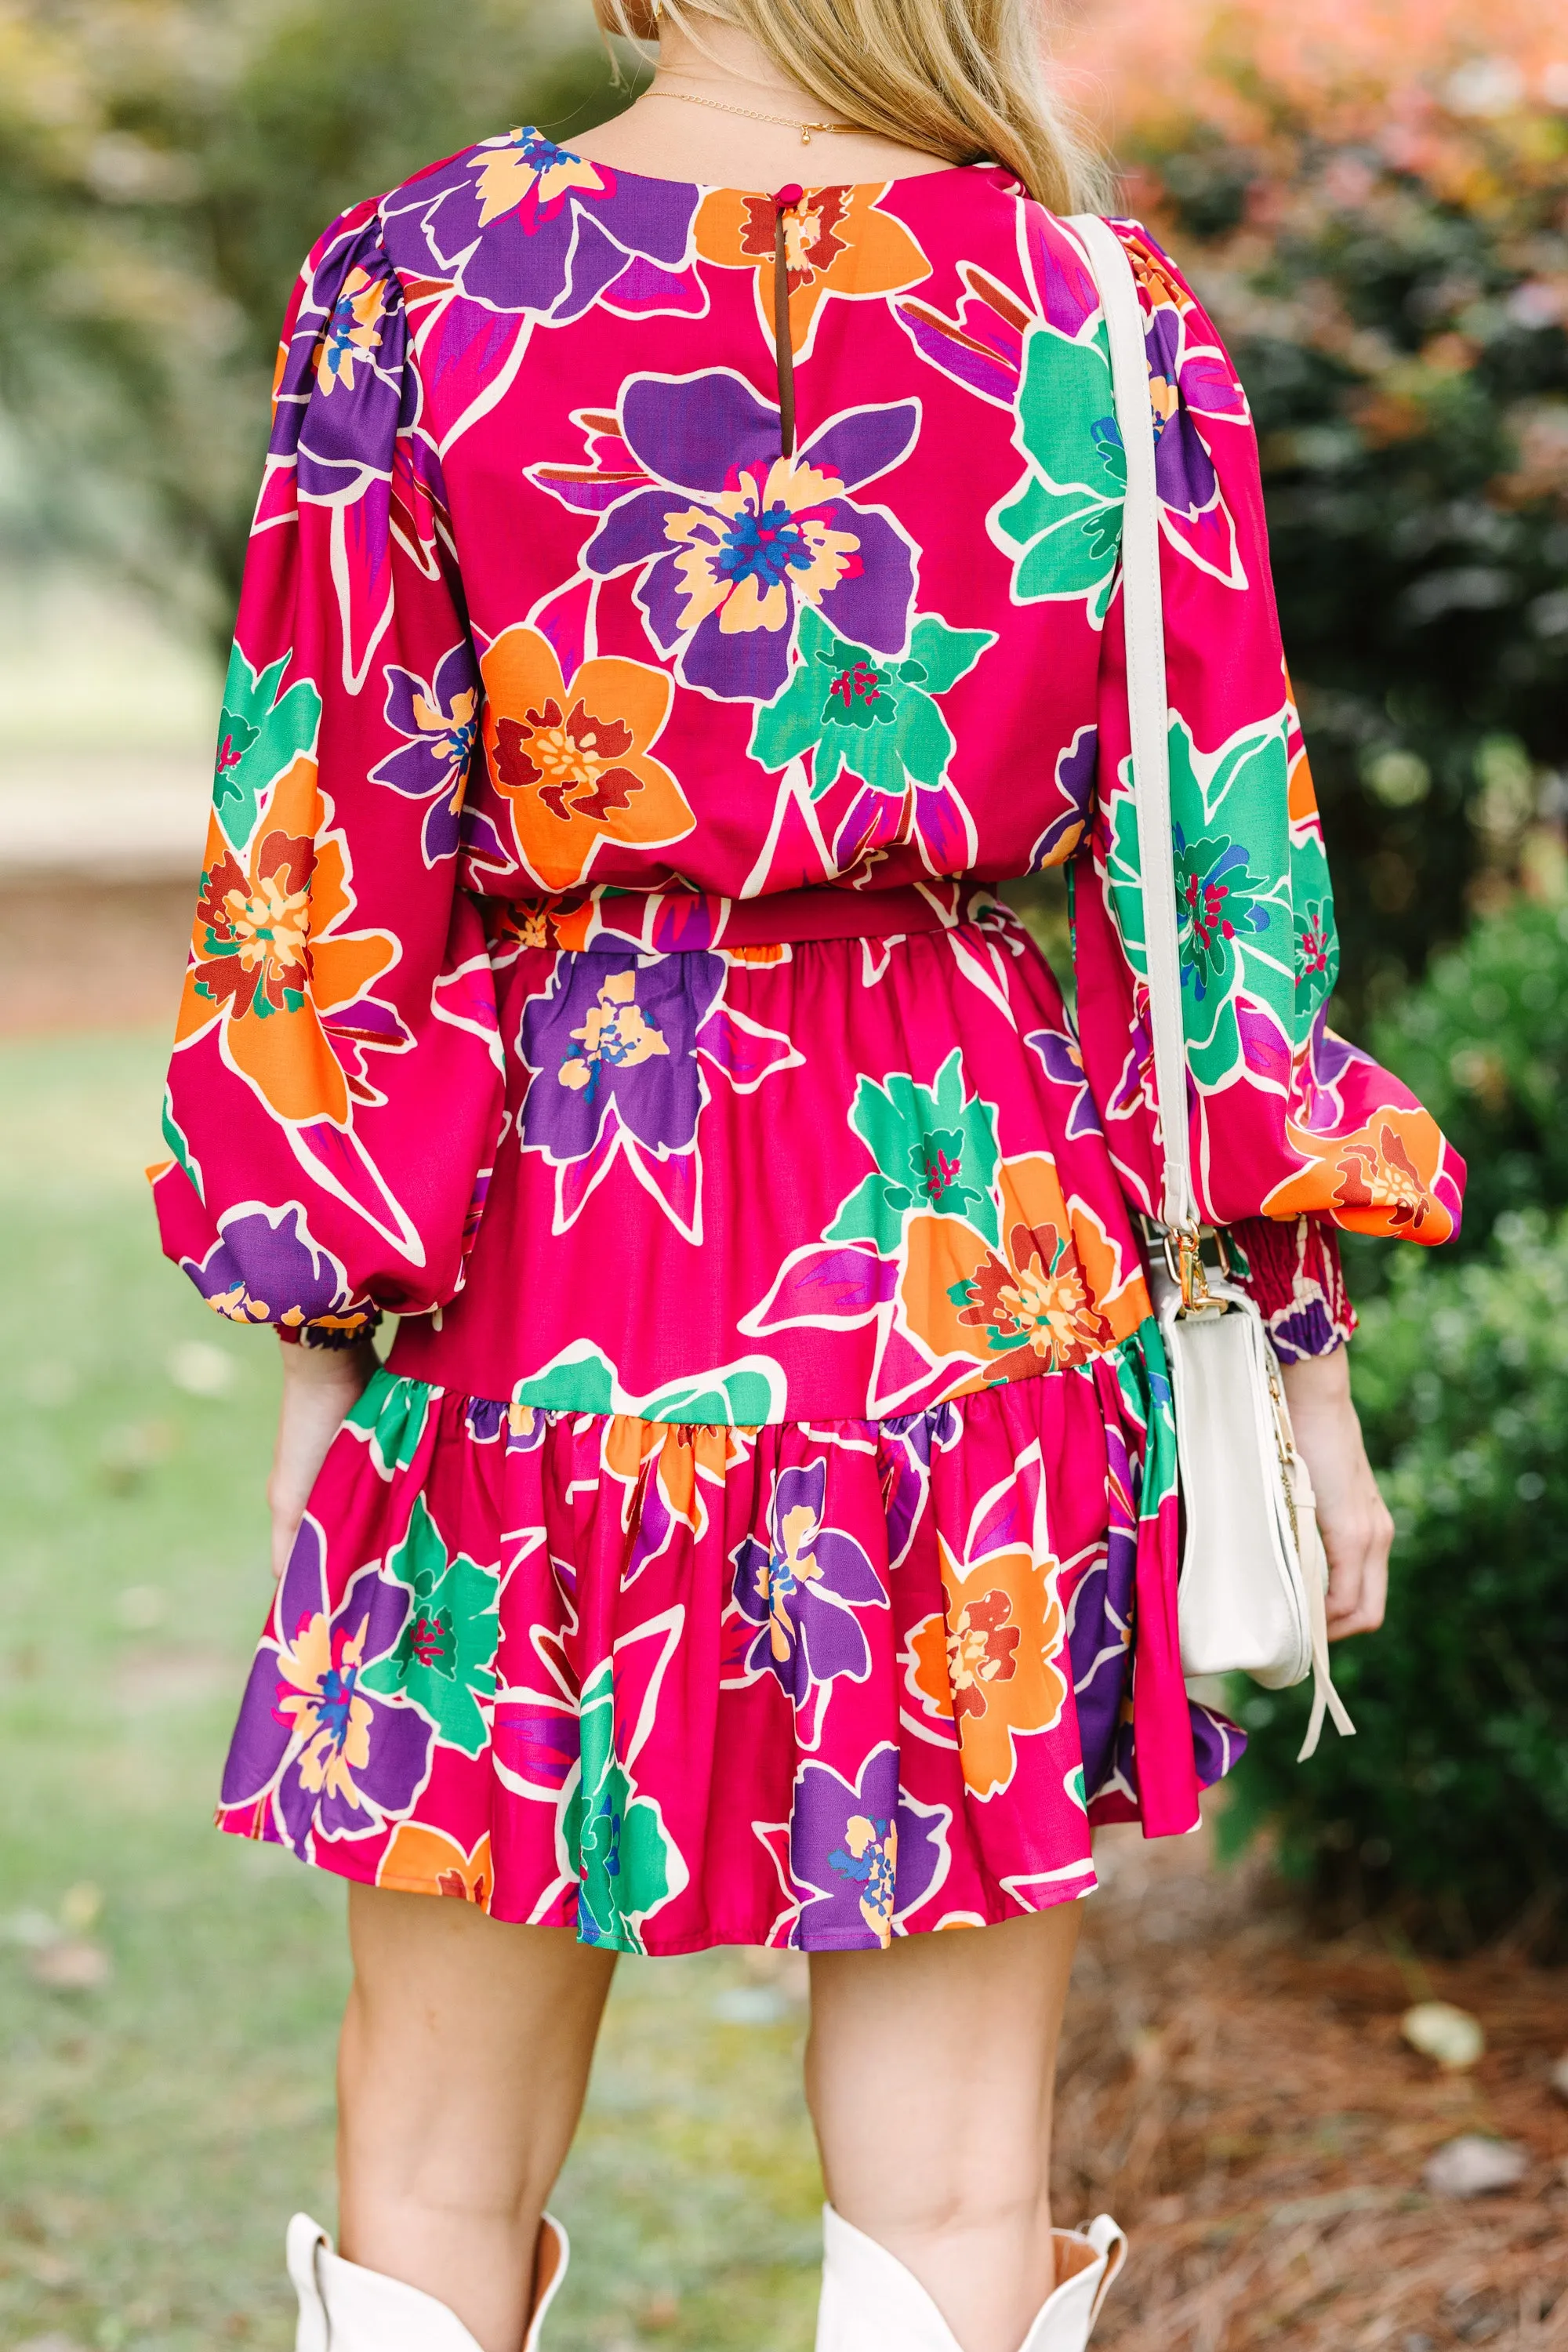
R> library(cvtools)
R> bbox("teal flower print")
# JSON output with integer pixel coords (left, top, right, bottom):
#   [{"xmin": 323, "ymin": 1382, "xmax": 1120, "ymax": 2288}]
[
  {"xmin": 212, "ymin": 646, "xmax": 323, "ymax": 852},
  {"xmin": 1291, "ymin": 863, "xmax": 1338, "ymax": 1022},
  {"xmin": 827, "ymin": 1048, "xmax": 1001, "ymax": 1250},
  {"xmin": 343, "ymin": 1368, "xmax": 434, "ymax": 1479},
  {"xmin": 1174, "ymin": 828, "xmax": 1269, "ymax": 1002},
  {"xmin": 750, "ymin": 606, "xmax": 995, "ymax": 801},
  {"xmin": 1106, "ymin": 709, "xmax": 1297, "ymax": 1089},
  {"xmin": 360, "ymin": 1494, "xmax": 500, "ymax": 1756},
  {"xmin": 989, "ymin": 322, "xmax": 1124, "ymax": 626},
  {"xmin": 568, "ymin": 1657, "xmax": 681, "ymax": 1954}
]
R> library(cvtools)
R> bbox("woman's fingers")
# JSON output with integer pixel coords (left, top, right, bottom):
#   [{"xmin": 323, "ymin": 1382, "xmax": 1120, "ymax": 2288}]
[{"xmin": 1323, "ymin": 1481, "xmax": 1394, "ymax": 1638}]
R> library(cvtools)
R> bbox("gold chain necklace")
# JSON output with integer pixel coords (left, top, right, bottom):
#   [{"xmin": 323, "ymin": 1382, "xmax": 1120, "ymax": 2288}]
[{"xmin": 647, "ymin": 84, "xmax": 859, "ymax": 147}]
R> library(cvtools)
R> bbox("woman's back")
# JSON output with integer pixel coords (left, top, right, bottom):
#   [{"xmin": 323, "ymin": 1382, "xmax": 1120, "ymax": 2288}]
[{"xmin": 290, "ymin": 136, "xmax": 1272, "ymax": 920}]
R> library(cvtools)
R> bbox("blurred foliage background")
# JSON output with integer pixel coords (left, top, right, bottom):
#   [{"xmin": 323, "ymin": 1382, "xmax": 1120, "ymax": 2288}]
[
  {"xmin": 0, "ymin": 0, "xmax": 1566, "ymax": 1991},
  {"xmin": 1053, "ymin": 0, "xmax": 1568, "ymax": 1950},
  {"xmin": 0, "ymin": 0, "xmax": 627, "ymax": 637}
]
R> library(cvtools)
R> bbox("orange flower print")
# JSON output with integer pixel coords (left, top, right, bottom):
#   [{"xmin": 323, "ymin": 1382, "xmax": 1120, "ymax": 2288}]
[
  {"xmin": 1333, "ymin": 1120, "xmax": 1437, "ymax": 1236},
  {"xmin": 175, "ymin": 754, "xmax": 400, "ymax": 1127},
  {"xmin": 314, "ymin": 265, "xmax": 388, "ymax": 395},
  {"xmin": 906, "ymin": 1541, "xmax": 1069, "ymax": 1801},
  {"xmin": 378, "ymin": 1823, "xmax": 494, "ymax": 1910},
  {"xmin": 480, "ymin": 626, "xmax": 695, "ymax": 891},
  {"xmin": 898, "ymin": 1153, "xmax": 1143, "ymax": 1390},
  {"xmin": 695, "ymin": 182, "xmax": 930, "ymax": 358},
  {"xmin": 955, "ymin": 1219, "xmax": 1114, "ymax": 1368}
]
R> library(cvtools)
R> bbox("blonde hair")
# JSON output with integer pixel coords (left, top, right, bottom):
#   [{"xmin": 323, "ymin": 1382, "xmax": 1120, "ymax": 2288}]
[{"xmin": 601, "ymin": 0, "xmax": 1111, "ymax": 214}]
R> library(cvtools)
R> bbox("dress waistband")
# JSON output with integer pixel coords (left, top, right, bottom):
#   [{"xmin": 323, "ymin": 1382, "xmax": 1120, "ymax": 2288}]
[{"xmin": 483, "ymin": 880, "xmax": 1011, "ymax": 955}]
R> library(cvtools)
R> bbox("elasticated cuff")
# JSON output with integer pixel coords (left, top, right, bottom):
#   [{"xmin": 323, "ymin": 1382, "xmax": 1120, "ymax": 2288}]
[{"xmin": 1227, "ymin": 1215, "xmax": 1355, "ymax": 1362}]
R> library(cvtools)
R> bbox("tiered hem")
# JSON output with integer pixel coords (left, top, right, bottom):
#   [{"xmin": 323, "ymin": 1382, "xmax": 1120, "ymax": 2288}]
[{"xmin": 216, "ymin": 1329, "xmax": 1241, "ymax": 1954}]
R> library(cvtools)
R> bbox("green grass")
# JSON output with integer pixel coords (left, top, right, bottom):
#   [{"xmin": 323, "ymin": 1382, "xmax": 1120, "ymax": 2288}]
[{"xmin": 0, "ymin": 1032, "xmax": 822, "ymax": 2352}]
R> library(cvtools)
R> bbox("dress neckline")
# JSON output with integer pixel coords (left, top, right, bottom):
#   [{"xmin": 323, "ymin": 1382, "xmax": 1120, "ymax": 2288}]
[{"xmin": 522, "ymin": 128, "xmax": 1005, "ymax": 202}]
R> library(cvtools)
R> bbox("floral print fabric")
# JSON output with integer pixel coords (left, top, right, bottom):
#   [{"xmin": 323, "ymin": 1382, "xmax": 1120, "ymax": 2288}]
[
  {"xmin": 151, "ymin": 136, "xmax": 1461, "ymax": 1944},
  {"xmin": 218, "ymin": 1351, "xmax": 1236, "ymax": 1951}
]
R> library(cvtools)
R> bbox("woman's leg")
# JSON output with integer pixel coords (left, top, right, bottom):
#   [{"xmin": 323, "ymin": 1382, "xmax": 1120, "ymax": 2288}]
[
  {"xmin": 336, "ymin": 1883, "xmax": 618, "ymax": 2352},
  {"xmin": 806, "ymin": 1904, "xmax": 1083, "ymax": 2352}
]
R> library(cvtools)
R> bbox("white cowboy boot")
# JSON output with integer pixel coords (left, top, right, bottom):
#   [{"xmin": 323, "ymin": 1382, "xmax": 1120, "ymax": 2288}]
[
  {"xmin": 816, "ymin": 2205, "xmax": 1126, "ymax": 2352},
  {"xmin": 288, "ymin": 2209, "xmax": 569, "ymax": 2352}
]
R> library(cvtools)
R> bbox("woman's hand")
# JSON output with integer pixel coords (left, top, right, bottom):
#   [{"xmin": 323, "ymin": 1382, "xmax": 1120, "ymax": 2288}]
[
  {"xmin": 1280, "ymin": 1347, "xmax": 1394, "ymax": 1639},
  {"xmin": 268, "ymin": 1339, "xmax": 379, "ymax": 1580}
]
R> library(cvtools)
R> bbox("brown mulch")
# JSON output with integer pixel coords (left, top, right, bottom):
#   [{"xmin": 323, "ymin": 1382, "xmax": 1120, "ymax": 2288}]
[
  {"xmin": 1054, "ymin": 1827, "xmax": 1568, "ymax": 2350},
  {"xmin": 0, "ymin": 877, "xmax": 190, "ymax": 1036}
]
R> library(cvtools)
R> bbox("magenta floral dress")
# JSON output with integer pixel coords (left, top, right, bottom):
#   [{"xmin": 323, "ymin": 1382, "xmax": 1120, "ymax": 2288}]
[{"xmin": 151, "ymin": 134, "xmax": 1463, "ymax": 1953}]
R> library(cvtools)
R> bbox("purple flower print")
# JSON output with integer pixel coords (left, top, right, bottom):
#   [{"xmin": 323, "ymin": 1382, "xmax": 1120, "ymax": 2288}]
[
  {"xmin": 877, "ymin": 1404, "xmax": 962, "ymax": 1570},
  {"xmin": 520, "ymin": 950, "xmax": 724, "ymax": 1163},
  {"xmin": 1267, "ymin": 1294, "xmax": 1337, "ymax": 1364},
  {"xmin": 370, "ymin": 642, "xmax": 481, "ymax": 863},
  {"xmin": 789, "ymin": 1744, "xmax": 948, "ymax": 1949},
  {"xmin": 1024, "ymin": 1025, "xmax": 1104, "ymax": 1142},
  {"xmin": 731, "ymin": 1459, "xmax": 886, "ymax": 1704},
  {"xmin": 220, "ymin": 1516, "xmax": 433, "ymax": 1857},
  {"xmin": 183, "ymin": 1203, "xmax": 373, "ymax": 1341},
  {"xmin": 270, "ymin": 239, "xmax": 413, "ymax": 503},
  {"xmin": 1030, "ymin": 724, "xmax": 1097, "ymax": 869},
  {"xmin": 256, "ymin": 213, "xmax": 420, "ymax": 691},
  {"xmin": 1145, "ymin": 304, "xmax": 1221, "ymax": 518},
  {"xmin": 570, "ymin": 372, "xmax": 919, "ymax": 702},
  {"xmin": 382, "ymin": 129, "xmax": 698, "ymax": 321}
]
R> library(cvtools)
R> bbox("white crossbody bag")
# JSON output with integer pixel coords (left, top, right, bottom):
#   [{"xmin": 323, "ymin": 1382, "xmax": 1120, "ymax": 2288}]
[{"xmin": 1070, "ymin": 214, "xmax": 1355, "ymax": 1763}]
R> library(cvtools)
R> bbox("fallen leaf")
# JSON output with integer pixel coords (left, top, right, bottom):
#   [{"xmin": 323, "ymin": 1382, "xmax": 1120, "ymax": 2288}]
[
  {"xmin": 1402, "ymin": 2000, "xmax": 1486, "ymax": 2069},
  {"xmin": 1423, "ymin": 2135, "xmax": 1527, "ymax": 2198}
]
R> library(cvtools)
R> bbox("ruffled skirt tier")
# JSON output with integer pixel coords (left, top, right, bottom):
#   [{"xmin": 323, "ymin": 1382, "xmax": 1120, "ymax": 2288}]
[{"xmin": 217, "ymin": 1348, "xmax": 1240, "ymax": 1952}]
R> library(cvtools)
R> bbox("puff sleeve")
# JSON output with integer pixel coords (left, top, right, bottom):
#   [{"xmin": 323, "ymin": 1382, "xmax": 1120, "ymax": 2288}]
[
  {"xmin": 150, "ymin": 201, "xmax": 503, "ymax": 1344},
  {"xmin": 1070, "ymin": 222, "xmax": 1465, "ymax": 1316}
]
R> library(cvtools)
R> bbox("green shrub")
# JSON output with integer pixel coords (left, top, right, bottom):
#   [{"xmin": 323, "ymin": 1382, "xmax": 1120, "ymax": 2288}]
[
  {"xmin": 1222, "ymin": 1212, "xmax": 1568, "ymax": 1950},
  {"xmin": 1105, "ymin": 38, "xmax": 1568, "ymax": 1022},
  {"xmin": 1370, "ymin": 891, "xmax": 1568, "ymax": 1253}
]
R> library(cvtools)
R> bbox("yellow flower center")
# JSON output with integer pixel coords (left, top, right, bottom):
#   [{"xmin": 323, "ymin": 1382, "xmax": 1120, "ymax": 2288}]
[{"xmin": 225, "ymin": 873, "xmax": 310, "ymax": 972}]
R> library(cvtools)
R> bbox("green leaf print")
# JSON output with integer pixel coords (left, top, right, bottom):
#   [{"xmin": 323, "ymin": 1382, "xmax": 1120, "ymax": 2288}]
[
  {"xmin": 748, "ymin": 606, "xmax": 994, "ymax": 802},
  {"xmin": 639, "ymin": 1363, "xmax": 784, "ymax": 1427},
  {"xmin": 826, "ymin": 1047, "xmax": 1002, "ymax": 1250},
  {"xmin": 1106, "ymin": 711, "xmax": 1298, "ymax": 1090},
  {"xmin": 514, "ymin": 1344, "xmax": 787, "ymax": 1427},
  {"xmin": 991, "ymin": 323, "xmax": 1124, "ymax": 626},
  {"xmin": 568, "ymin": 1658, "xmax": 678, "ymax": 1954},
  {"xmin": 345, "ymin": 1370, "xmax": 434, "ymax": 1479},
  {"xmin": 514, "ymin": 1341, "xmax": 617, "ymax": 1416},
  {"xmin": 160, "ymin": 1087, "xmax": 203, "ymax": 1200},
  {"xmin": 212, "ymin": 646, "xmax": 323, "ymax": 852},
  {"xmin": 360, "ymin": 1494, "xmax": 500, "ymax": 1757}
]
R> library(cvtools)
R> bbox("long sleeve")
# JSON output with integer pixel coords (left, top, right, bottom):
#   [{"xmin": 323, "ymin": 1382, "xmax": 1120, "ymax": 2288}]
[
  {"xmin": 150, "ymin": 201, "xmax": 503, "ymax": 1343},
  {"xmin": 1070, "ymin": 221, "xmax": 1465, "ymax": 1275}
]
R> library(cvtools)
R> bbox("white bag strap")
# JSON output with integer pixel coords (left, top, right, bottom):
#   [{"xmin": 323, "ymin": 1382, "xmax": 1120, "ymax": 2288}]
[
  {"xmin": 1068, "ymin": 214, "xmax": 1197, "ymax": 1236},
  {"xmin": 1071, "ymin": 216, "xmax": 1355, "ymax": 1758}
]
